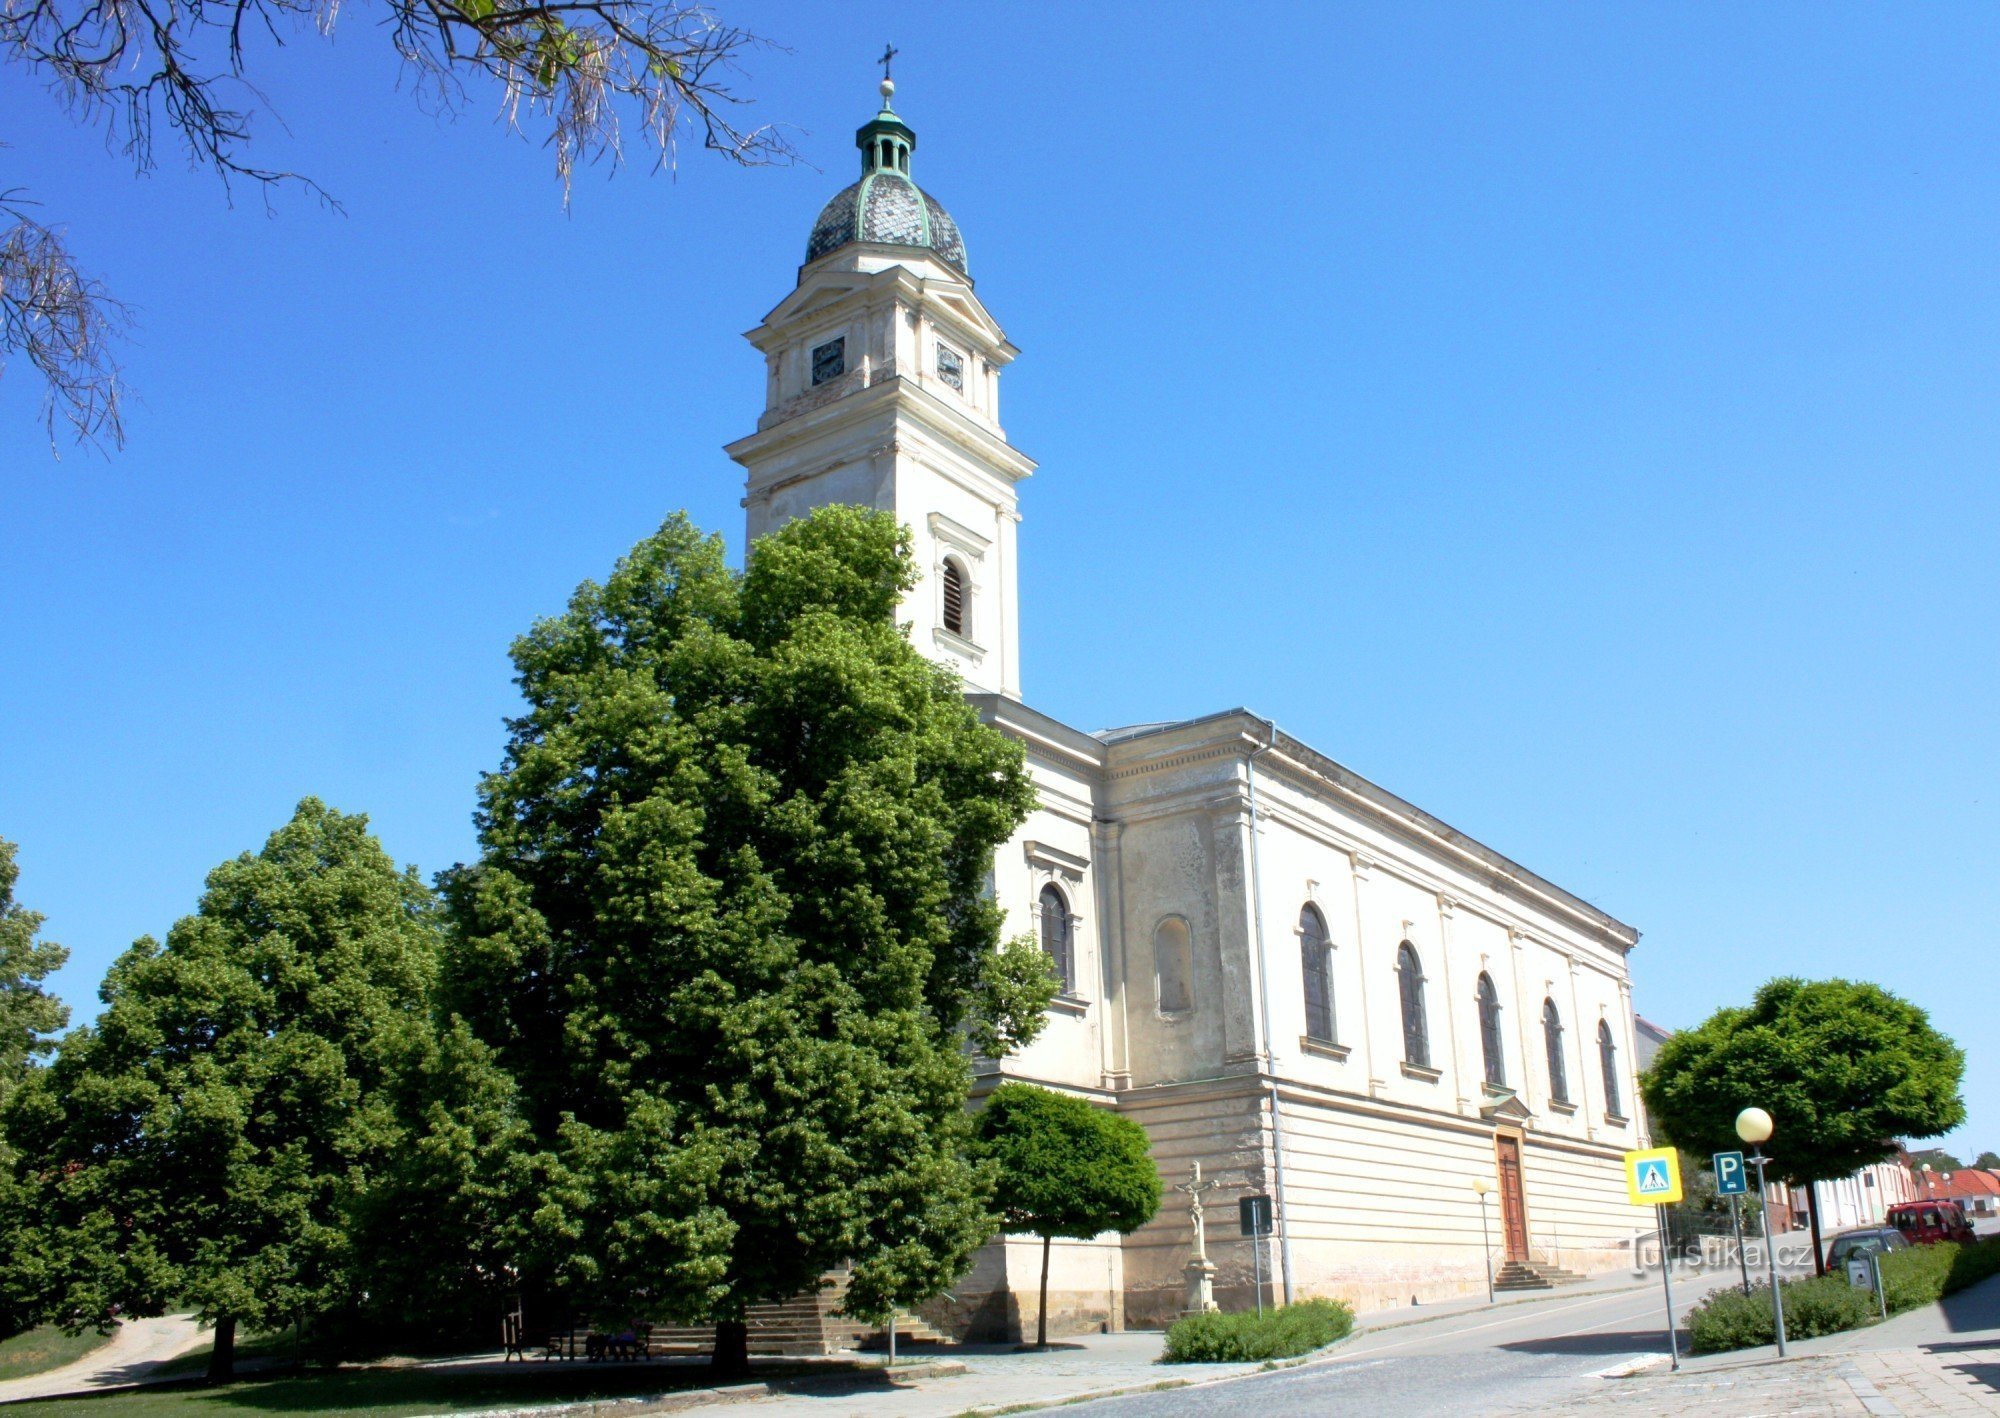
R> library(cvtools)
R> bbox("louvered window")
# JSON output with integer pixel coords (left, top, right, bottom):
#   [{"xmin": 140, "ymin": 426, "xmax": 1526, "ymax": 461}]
[
  {"xmin": 1300, "ymin": 905, "xmax": 1334, "ymax": 1042},
  {"xmin": 1397, "ymin": 943, "xmax": 1429, "ymax": 1068},
  {"xmin": 941, "ymin": 558, "xmax": 968, "ymax": 637}
]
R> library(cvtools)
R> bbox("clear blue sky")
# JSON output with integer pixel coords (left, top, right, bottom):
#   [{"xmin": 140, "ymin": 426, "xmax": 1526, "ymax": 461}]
[{"xmin": 3, "ymin": 5, "xmax": 1995, "ymax": 1159}]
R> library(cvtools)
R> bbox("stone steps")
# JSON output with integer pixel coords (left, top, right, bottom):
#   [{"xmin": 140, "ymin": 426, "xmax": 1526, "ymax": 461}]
[{"xmin": 1493, "ymin": 1259, "xmax": 1586, "ymax": 1292}]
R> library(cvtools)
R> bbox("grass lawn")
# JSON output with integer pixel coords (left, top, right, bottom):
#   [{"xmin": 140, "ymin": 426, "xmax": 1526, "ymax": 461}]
[
  {"xmin": 0, "ymin": 1327, "xmax": 115, "ymax": 1382},
  {"xmin": 0, "ymin": 1357, "xmax": 876, "ymax": 1416}
]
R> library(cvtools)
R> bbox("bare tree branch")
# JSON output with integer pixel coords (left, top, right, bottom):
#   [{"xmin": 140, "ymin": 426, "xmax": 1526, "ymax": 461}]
[
  {"xmin": 0, "ymin": 0, "xmax": 794, "ymax": 449},
  {"xmin": 0, "ymin": 192, "xmax": 127, "ymax": 452}
]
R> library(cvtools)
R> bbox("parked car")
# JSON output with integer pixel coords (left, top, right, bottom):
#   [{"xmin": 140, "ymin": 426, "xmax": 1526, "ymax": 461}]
[
  {"xmin": 1887, "ymin": 1199, "xmax": 1978, "ymax": 1246},
  {"xmin": 1825, "ymin": 1226, "xmax": 1909, "ymax": 1270}
]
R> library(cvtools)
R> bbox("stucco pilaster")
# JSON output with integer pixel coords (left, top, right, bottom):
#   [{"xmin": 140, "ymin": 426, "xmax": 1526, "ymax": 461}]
[
  {"xmin": 1346, "ymin": 851, "xmax": 1382, "ymax": 1097},
  {"xmin": 1437, "ymin": 895, "xmax": 1470, "ymax": 1115},
  {"xmin": 1095, "ymin": 816, "xmax": 1131, "ymax": 1089},
  {"xmin": 1212, "ymin": 801, "xmax": 1263, "ymax": 1067}
]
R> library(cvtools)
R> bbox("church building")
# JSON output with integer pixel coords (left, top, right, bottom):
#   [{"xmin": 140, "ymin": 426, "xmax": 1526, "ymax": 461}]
[{"xmin": 725, "ymin": 77, "xmax": 1657, "ymax": 1337}]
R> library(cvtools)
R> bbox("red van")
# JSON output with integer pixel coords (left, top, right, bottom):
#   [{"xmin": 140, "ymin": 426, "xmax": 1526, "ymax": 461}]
[{"xmin": 1887, "ymin": 1199, "xmax": 1977, "ymax": 1245}]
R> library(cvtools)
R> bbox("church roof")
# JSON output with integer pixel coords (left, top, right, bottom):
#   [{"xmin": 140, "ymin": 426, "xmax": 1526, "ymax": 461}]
[{"xmin": 804, "ymin": 80, "xmax": 968, "ymax": 276}]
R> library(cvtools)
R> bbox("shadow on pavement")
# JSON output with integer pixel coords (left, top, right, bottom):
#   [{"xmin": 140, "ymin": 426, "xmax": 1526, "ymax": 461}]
[
  {"xmin": 1940, "ymin": 1359, "xmax": 2000, "ymax": 1394},
  {"xmin": 1498, "ymin": 1330, "xmax": 1684, "ymax": 1359},
  {"xmin": 1923, "ymin": 1339, "xmax": 2000, "ymax": 1356}
]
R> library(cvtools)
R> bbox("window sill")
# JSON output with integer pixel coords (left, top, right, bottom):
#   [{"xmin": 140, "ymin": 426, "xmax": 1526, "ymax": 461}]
[
  {"xmin": 933, "ymin": 626, "xmax": 986, "ymax": 663},
  {"xmin": 1604, "ymin": 1111, "xmax": 1629, "ymax": 1126},
  {"xmin": 1300, "ymin": 1037, "xmax": 1350, "ymax": 1062},
  {"xmin": 1546, "ymin": 1098, "xmax": 1578, "ymax": 1116},
  {"xmin": 1046, "ymin": 994, "xmax": 1090, "ymax": 1018},
  {"xmin": 1400, "ymin": 1062, "xmax": 1443, "ymax": 1083},
  {"xmin": 1481, "ymin": 1082, "xmax": 1515, "ymax": 1099}
]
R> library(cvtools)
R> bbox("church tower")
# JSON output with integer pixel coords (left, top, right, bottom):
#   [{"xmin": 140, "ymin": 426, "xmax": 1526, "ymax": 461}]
[{"xmin": 725, "ymin": 74, "xmax": 1033, "ymax": 700}]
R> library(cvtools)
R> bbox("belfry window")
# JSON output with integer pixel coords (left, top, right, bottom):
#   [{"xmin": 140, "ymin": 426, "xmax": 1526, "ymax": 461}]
[
  {"xmin": 1039, "ymin": 884, "xmax": 1074, "ymax": 995},
  {"xmin": 1299, "ymin": 904, "xmax": 1334, "ymax": 1043},
  {"xmin": 1544, "ymin": 999, "xmax": 1570, "ymax": 1104},
  {"xmin": 941, "ymin": 558, "xmax": 968, "ymax": 638},
  {"xmin": 1477, "ymin": 972, "xmax": 1505, "ymax": 1087},
  {"xmin": 1396, "ymin": 943, "xmax": 1430, "ymax": 1068},
  {"xmin": 1599, "ymin": 1020, "xmax": 1622, "ymax": 1117}
]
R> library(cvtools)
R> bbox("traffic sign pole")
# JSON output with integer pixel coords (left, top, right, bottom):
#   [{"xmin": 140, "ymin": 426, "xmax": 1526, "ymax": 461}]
[
  {"xmin": 1655, "ymin": 1205, "xmax": 1680, "ymax": 1371},
  {"xmin": 1253, "ymin": 1232, "xmax": 1264, "ymax": 1318},
  {"xmin": 1730, "ymin": 1194, "xmax": 1750, "ymax": 1293}
]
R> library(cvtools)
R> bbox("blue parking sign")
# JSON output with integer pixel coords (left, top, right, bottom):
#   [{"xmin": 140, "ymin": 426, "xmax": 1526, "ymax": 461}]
[{"xmin": 1713, "ymin": 1150, "xmax": 1749, "ymax": 1196}]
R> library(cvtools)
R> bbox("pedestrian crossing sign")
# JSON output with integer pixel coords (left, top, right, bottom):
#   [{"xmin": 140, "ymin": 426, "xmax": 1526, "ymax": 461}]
[{"xmin": 1623, "ymin": 1146, "xmax": 1683, "ymax": 1206}]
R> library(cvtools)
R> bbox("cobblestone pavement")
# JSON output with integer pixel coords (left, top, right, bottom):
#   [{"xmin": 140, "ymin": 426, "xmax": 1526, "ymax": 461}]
[{"xmin": 1508, "ymin": 1343, "xmax": 2000, "ymax": 1416}]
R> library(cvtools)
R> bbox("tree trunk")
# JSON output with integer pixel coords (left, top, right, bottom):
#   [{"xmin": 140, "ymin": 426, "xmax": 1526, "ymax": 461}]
[
  {"xmin": 1037, "ymin": 1233, "xmax": 1051, "ymax": 1349},
  {"xmin": 711, "ymin": 1319, "xmax": 749, "ymax": 1378},
  {"xmin": 206, "ymin": 1315, "xmax": 236, "ymax": 1384},
  {"xmin": 1807, "ymin": 1182, "xmax": 1826, "ymax": 1276}
]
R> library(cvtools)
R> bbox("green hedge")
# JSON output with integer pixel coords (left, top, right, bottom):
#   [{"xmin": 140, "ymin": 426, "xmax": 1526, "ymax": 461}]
[
  {"xmin": 1688, "ymin": 1238, "xmax": 2000, "ymax": 1355},
  {"xmin": 1162, "ymin": 1298, "xmax": 1355, "ymax": 1363}
]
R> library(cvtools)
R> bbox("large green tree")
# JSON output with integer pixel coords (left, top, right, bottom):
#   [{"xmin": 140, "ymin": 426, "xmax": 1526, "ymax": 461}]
[
  {"xmin": 973, "ymin": 1083, "xmax": 1162, "ymax": 1349},
  {"xmin": 3, "ymin": 800, "xmax": 442, "ymax": 1378},
  {"xmin": 0, "ymin": 837, "xmax": 71, "ymax": 1336},
  {"xmin": 0, "ymin": 839, "xmax": 69, "ymax": 1124},
  {"xmin": 440, "ymin": 506, "xmax": 1052, "ymax": 1372},
  {"xmin": 1641, "ymin": 977, "xmax": 1963, "ymax": 1273}
]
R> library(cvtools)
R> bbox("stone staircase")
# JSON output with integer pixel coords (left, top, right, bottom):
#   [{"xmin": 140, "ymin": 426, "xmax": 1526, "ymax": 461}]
[
  {"xmin": 643, "ymin": 1270, "xmax": 949, "ymax": 1356},
  {"xmin": 1493, "ymin": 1258, "xmax": 1586, "ymax": 1293}
]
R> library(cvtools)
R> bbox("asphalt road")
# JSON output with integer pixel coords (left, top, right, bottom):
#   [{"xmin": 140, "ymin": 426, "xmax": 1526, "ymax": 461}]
[{"xmin": 1062, "ymin": 1271, "xmax": 1739, "ymax": 1418}]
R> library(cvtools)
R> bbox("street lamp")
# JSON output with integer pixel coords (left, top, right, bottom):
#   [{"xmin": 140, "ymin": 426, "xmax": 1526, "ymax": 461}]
[
  {"xmin": 1736, "ymin": 1106, "xmax": 1788, "ymax": 1357},
  {"xmin": 1472, "ymin": 1178, "xmax": 1495, "ymax": 1304}
]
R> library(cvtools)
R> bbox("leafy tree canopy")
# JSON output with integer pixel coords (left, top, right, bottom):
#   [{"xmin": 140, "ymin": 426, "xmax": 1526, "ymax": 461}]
[
  {"xmin": 1642, "ymin": 977, "xmax": 1964, "ymax": 1188},
  {"xmin": 437, "ymin": 507, "xmax": 1051, "ymax": 1358},
  {"xmin": 0, "ymin": 838, "xmax": 69, "ymax": 1123},
  {"xmin": 975, "ymin": 1083, "xmax": 1161, "ymax": 1242},
  {"xmin": 3, "ymin": 801, "xmax": 441, "ymax": 1375},
  {"xmin": 1975, "ymin": 1152, "xmax": 2000, "ymax": 1172}
]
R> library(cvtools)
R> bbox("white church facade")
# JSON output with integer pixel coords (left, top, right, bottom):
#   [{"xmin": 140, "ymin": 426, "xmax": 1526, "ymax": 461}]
[{"xmin": 726, "ymin": 80, "xmax": 1657, "ymax": 1336}]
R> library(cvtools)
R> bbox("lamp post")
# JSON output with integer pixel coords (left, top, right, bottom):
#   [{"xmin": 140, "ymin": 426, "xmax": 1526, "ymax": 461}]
[
  {"xmin": 1736, "ymin": 1106, "xmax": 1787, "ymax": 1357},
  {"xmin": 1472, "ymin": 1178, "xmax": 1495, "ymax": 1304}
]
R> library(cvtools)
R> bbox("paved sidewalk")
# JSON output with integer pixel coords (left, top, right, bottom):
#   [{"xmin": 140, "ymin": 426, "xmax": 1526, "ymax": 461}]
[
  {"xmin": 0, "ymin": 1316, "xmax": 206, "ymax": 1404},
  {"xmin": 1512, "ymin": 1274, "xmax": 2000, "ymax": 1416}
]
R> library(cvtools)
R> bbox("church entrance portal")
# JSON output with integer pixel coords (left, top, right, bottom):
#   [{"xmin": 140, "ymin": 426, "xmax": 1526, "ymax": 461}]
[{"xmin": 1495, "ymin": 1133, "xmax": 1530, "ymax": 1262}]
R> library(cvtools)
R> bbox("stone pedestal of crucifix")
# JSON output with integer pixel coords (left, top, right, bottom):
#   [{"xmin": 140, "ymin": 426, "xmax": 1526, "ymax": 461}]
[{"xmin": 1178, "ymin": 1161, "xmax": 1221, "ymax": 1315}]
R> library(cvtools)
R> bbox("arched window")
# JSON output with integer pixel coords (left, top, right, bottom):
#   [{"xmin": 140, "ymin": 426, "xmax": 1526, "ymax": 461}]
[
  {"xmin": 1396, "ymin": 943, "xmax": 1429, "ymax": 1068},
  {"xmin": 941, "ymin": 558, "xmax": 968, "ymax": 638},
  {"xmin": 1476, "ymin": 972, "xmax": 1505, "ymax": 1087},
  {"xmin": 1598, "ymin": 1020, "xmax": 1622, "ymax": 1117},
  {"xmin": 1299, "ymin": 905, "xmax": 1334, "ymax": 1042},
  {"xmin": 1543, "ymin": 999, "xmax": 1569, "ymax": 1104},
  {"xmin": 1154, "ymin": 916, "xmax": 1193, "ymax": 1015},
  {"xmin": 1039, "ymin": 884, "xmax": 1073, "ymax": 996}
]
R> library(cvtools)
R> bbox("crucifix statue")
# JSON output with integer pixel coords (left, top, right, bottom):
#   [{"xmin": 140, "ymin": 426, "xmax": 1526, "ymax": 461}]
[
  {"xmin": 877, "ymin": 43, "xmax": 899, "ymax": 82},
  {"xmin": 1177, "ymin": 1161, "xmax": 1221, "ymax": 1314}
]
